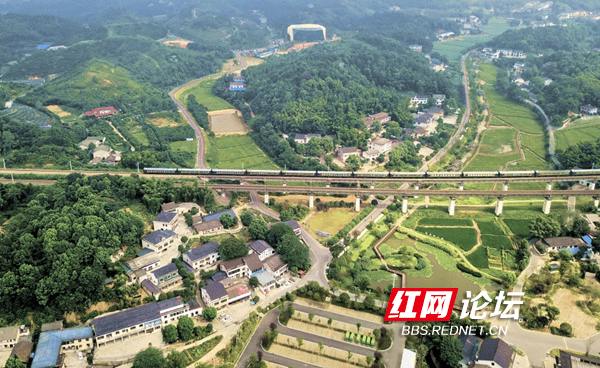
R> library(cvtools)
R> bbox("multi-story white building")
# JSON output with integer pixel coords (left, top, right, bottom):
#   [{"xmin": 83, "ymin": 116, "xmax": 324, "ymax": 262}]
[
  {"xmin": 368, "ymin": 138, "xmax": 392, "ymax": 154},
  {"xmin": 142, "ymin": 229, "xmax": 180, "ymax": 255},
  {"xmin": 153, "ymin": 211, "xmax": 178, "ymax": 231},
  {"xmin": 183, "ymin": 242, "xmax": 220, "ymax": 270},
  {"xmin": 201, "ymin": 282, "xmax": 229, "ymax": 309},
  {"xmin": 249, "ymin": 240, "xmax": 275, "ymax": 261},
  {"xmin": 93, "ymin": 297, "xmax": 201, "ymax": 347}
]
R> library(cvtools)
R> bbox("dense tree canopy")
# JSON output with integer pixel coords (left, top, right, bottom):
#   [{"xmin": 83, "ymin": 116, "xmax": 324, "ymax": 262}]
[
  {"xmin": 217, "ymin": 237, "xmax": 249, "ymax": 260},
  {"xmin": 0, "ymin": 173, "xmax": 215, "ymax": 323}
]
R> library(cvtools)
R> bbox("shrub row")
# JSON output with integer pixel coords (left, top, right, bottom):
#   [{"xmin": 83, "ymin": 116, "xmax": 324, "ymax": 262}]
[
  {"xmin": 456, "ymin": 262, "xmax": 482, "ymax": 277},
  {"xmin": 397, "ymin": 227, "xmax": 459, "ymax": 257}
]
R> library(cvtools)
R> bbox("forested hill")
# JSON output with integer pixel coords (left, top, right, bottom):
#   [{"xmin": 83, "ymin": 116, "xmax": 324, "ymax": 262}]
[
  {"xmin": 486, "ymin": 24, "xmax": 596, "ymax": 53},
  {"xmin": 213, "ymin": 36, "xmax": 457, "ymax": 170},
  {"xmin": 0, "ymin": 173, "xmax": 215, "ymax": 323},
  {"xmin": 4, "ymin": 37, "xmax": 232, "ymax": 89}
]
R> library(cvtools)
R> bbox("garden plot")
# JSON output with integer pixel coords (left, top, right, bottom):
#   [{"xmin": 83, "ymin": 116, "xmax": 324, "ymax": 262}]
[
  {"xmin": 209, "ymin": 110, "xmax": 248, "ymax": 134},
  {"xmin": 415, "ymin": 226, "xmax": 478, "ymax": 251},
  {"xmin": 288, "ymin": 311, "xmax": 376, "ymax": 345},
  {"xmin": 503, "ymin": 219, "xmax": 532, "ymax": 238}
]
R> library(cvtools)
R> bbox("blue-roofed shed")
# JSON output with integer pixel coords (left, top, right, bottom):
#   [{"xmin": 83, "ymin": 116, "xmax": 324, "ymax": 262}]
[
  {"xmin": 37, "ymin": 44, "xmax": 51, "ymax": 50},
  {"xmin": 251, "ymin": 269, "xmax": 275, "ymax": 288},
  {"xmin": 31, "ymin": 327, "xmax": 93, "ymax": 368},
  {"xmin": 583, "ymin": 235, "xmax": 592, "ymax": 245},
  {"xmin": 203, "ymin": 209, "xmax": 236, "ymax": 222}
]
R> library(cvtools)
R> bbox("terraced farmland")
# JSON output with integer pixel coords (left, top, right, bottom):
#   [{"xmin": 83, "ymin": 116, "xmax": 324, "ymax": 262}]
[{"xmin": 0, "ymin": 103, "xmax": 52, "ymax": 128}]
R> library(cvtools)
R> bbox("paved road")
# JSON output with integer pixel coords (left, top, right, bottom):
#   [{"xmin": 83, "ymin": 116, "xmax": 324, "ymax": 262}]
[
  {"xmin": 239, "ymin": 304, "xmax": 404, "ymax": 368},
  {"xmin": 248, "ymin": 190, "xmax": 281, "ymax": 219},
  {"xmin": 348, "ymin": 196, "xmax": 394, "ymax": 241},
  {"xmin": 169, "ymin": 52, "xmax": 247, "ymax": 168}
]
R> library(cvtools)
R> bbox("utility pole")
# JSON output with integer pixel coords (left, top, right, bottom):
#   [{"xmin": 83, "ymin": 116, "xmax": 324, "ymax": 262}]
[
  {"xmin": 2, "ymin": 159, "xmax": 5, "ymax": 169},
  {"xmin": 11, "ymin": 173, "xmax": 14, "ymax": 183},
  {"xmin": 392, "ymin": 273, "xmax": 397, "ymax": 289},
  {"xmin": 69, "ymin": 160, "xmax": 72, "ymax": 171},
  {"xmin": 137, "ymin": 162, "xmax": 140, "ymax": 173}
]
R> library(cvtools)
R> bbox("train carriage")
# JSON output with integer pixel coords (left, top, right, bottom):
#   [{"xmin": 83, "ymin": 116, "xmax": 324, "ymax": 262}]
[
  {"xmin": 499, "ymin": 170, "xmax": 535, "ymax": 177},
  {"xmin": 572, "ymin": 168, "xmax": 600, "ymax": 176},
  {"xmin": 319, "ymin": 171, "xmax": 353, "ymax": 177},
  {"xmin": 247, "ymin": 169, "xmax": 282, "ymax": 176},
  {"xmin": 389, "ymin": 171, "xmax": 427, "ymax": 178},
  {"xmin": 462, "ymin": 171, "xmax": 500, "ymax": 177},
  {"xmin": 535, "ymin": 170, "xmax": 571, "ymax": 177},
  {"xmin": 288, "ymin": 170, "xmax": 318, "ymax": 177},
  {"xmin": 427, "ymin": 171, "xmax": 462, "ymax": 178},
  {"xmin": 143, "ymin": 168, "xmax": 177, "ymax": 174},
  {"xmin": 354, "ymin": 171, "xmax": 390, "ymax": 178}
]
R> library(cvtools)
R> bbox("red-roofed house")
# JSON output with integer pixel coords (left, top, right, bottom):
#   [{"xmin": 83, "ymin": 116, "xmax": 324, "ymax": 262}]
[{"xmin": 85, "ymin": 106, "xmax": 118, "ymax": 118}]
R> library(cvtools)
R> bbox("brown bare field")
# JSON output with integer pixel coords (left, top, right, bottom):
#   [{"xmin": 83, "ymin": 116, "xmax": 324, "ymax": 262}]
[
  {"xmin": 241, "ymin": 56, "xmax": 265, "ymax": 68},
  {"xmin": 147, "ymin": 116, "xmax": 182, "ymax": 127},
  {"xmin": 161, "ymin": 38, "xmax": 191, "ymax": 49},
  {"xmin": 295, "ymin": 298, "xmax": 384, "ymax": 324},
  {"xmin": 269, "ymin": 194, "xmax": 358, "ymax": 207},
  {"xmin": 45, "ymin": 105, "xmax": 71, "ymax": 117},
  {"xmin": 551, "ymin": 288, "xmax": 598, "ymax": 338},
  {"xmin": 210, "ymin": 112, "xmax": 248, "ymax": 134},
  {"xmin": 287, "ymin": 319, "xmax": 346, "ymax": 341},
  {"xmin": 65, "ymin": 301, "xmax": 117, "ymax": 323}
]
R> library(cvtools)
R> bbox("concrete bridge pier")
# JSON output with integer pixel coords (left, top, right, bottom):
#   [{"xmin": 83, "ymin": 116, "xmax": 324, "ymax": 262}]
[
  {"xmin": 449, "ymin": 197, "xmax": 456, "ymax": 216},
  {"xmin": 546, "ymin": 182, "xmax": 552, "ymax": 191},
  {"xmin": 595, "ymin": 197, "xmax": 599, "ymax": 208},
  {"xmin": 543, "ymin": 197, "xmax": 551, "ymax": 215},
  {"xmin": 495, "ymin": 197, "xmax": 504, "ymax": 216},
  {"xmin": 459, "ymin": 183, "xmax": 464, "ymax": 191},
  {"xmin": 371, "ymin": 182, "xmax": 375, "ymax": 189},
  {"xmin": 568, "ymin": 196, "xmax": 576, "ymax": 212},
  {"xmin": 414, "ymin": 184, "xmax": 419, "ymax": 198},
  {"xmin": 326, "ymin": 181, "xmax": 331, "ymax": 188},
  {"xmin": 402, "ymin": 197, "xmax": 408, "ymax": 214},
  {"xmin": 309, "ymin": 195, "xmax": 314, "ymax": 208},
  {"xmin": 282, "ymin": 180, "xmax": 286, "ymax": 187},
  {"xmin": 355, "ymin": 197, "xmax": 361, "ymax": 212},
  {"xmin": 264, "ymin": 192, "xmax": 269, "ymax": 204},
  {"xmin": 590, "ymin": 182, "xmax": 596, "ymax": 190},
  {"xmin": 503, "ymin": 182, "xmax": 509, "ymax": 191}
]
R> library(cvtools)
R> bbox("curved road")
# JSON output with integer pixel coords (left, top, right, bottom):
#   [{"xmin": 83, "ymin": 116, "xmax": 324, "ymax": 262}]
[{"xmin": 169, "ymin": 52, "xmax": 248, "ymax": 168}]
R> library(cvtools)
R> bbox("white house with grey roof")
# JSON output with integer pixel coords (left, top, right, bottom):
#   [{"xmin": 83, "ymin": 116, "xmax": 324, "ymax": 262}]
[
  {"xmin": 0, "ymin": 326, "xmax": 19, "ymax": 350},
  {"xmin": 149, "ymin": 263, "xmax": 181, "ymax": 288},
  {"xmin": 93, "ymin": 297, "xmax": 201, "ymax": 347},
  {"xmin": 142, "ymin": 229, "xmax": 180, "ymax": 255},
  {"xmin": 248, "ymin": 240, "xmax": 275, "ymax": 261},
  {"xmin": 153, "ymin": 211, "xmax": 178, "ymax": 231},
  {"xmin": 263, "ymin": 255, "xmax": 288, "ymax": 277},
  {"xmin": 183, "ymin": 242, "xmax": 220, "ymax": 271},
  {"xmin": 201, "ymin": 282, "xmax": 229, "ymax": 309},
  {"xmin": 286, "ymin": 220, "xmax": 302, "ymax": 237}
]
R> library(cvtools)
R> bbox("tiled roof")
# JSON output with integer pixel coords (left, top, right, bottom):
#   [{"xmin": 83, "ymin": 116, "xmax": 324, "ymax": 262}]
[
  {"xmin": 126, "ymin": 252, "xmax": 160, "ymax": 272},
  {"xmin": 0, "ymin": 326, "xmax": 18, "ymax": 341},
  {"xmin": 206, "ymin": 271, "xmax": 228, "ymax": 284},
  {"xmin": 370, "ymin": 112, "xmax": 389, "ymax": 120},
  {"xmin": 202, "ymin": 282, "xmax": 228, "ymax": 300},
  {"xmin": 41, "ymin": 321, "xmax": 63, "ymax": 332},
  {"xmin": 155, "ymin": 211, "xmax": 177, "ymax": 223},
  {"xmin": 161, "ymin": 202, "xmax": 180, "ymax": 212},
  {"xmin": 10, "ymin": 340, "xmax": 33, "ymax": 362},
  {"xmin": 372, "ymin": 138, "xmax": 391, "ymax": 145},
  {"xmin": 221, "ymin": 257, "xmax": 245, "ymax": 271},
  {"xmin": 188, "ymin": 300, "xmax": 201, "ymax": 310},
  {"xmin": 152, "ymin": 263, "xmax": 178, "ymax": 278},
  {"xmin": 141, "ymin": 279, "xmax": 161, "ymax": 295},
  {"xmin": 249, "ymin": 240, "xmax": 273, "ymax": 255},
  {"xmin": 543, "ymin": 237, "xmax": 586, "ymax": 248},
  {"xmin": 137, "ymin": 248, "xmax": 155, "ymax": 257},
  {"xmin": 337, "ymin": 147, "xmax": 359, "ymax": 154},
  {"xmin": 143, "ymin": 229, "xmax": 177, "ymax": 245},
  {"xmin": 158, "ymin": 296, "xmax": 184, "ymax": 312},
  {"xmin": 32, "ymin": 328, "xmax": 93, "ymax": 368},
  {"xmin": 194, "ymin": 220, "xmax": 223, "ymax": 233},
  {"xmin": 286, "ymin": 220, "xmax": 300, "ymax": 229},
  {"xmin": 263, "ymin": 254, "xmax": 287, "ymax": 272},
  {"xmin": 243, "ymin": 253, "xmax": 263, "ymax": 272},
  {"xmin": 93, "ymin": 303, "xmax": 161, "ymax": 336},
  {"xmin": 203, "ymin": 209, "xmax": 236, "ymax": 222},
  {"xmin": 185, "ymin": 242, "xmax": 219, "ymax": 262},
  {"xmin": 478, "ymin": 338, "xmax": 513, "ymax": 368}
]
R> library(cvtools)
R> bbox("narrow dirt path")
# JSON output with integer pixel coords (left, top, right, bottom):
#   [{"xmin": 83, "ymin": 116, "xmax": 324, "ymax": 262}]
[
  {"xmin": 107, "ymin": 120, "xmax": 135, "ymax": 151},
  {"xmin": 464, "ymin": 222, "xmax": 483, "ymax": 256}
]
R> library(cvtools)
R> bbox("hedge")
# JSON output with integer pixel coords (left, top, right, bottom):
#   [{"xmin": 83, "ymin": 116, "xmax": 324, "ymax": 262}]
[{"xmin": 456, "ymin": 262, "xmax": 482, "ymax": 277}]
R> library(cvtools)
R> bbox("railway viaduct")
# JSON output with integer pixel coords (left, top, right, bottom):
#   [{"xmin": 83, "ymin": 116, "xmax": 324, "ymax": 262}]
[{"xmin": 210, "ymin": 183, "xmax": 600, "ymax": 217}]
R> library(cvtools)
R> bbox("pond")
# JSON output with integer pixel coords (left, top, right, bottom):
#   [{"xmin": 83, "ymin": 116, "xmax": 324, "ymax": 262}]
[{"xmin": 381, "ymin": 234, "xmax": 485, "ymax": 301}]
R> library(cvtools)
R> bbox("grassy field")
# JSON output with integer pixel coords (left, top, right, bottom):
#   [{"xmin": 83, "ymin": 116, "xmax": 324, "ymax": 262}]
[
  {"xmin": 207, "ymin": 134, "xmax": 279, "ymax": 170},
  {"xmin": 175, "ymin": 77, "xmax": 233, "ymax": 111},
  {"xmin": 503, "ymin": 218, "xmax": 533, "ymax": 238},
  {"xmin": 307, "ymin": 208, "xmax": 359, "ymax": 240},
  {"xmin": 170, "ymin": 140, "xmax": 197, "ymax": 168},
  {"xmin": 555, "ymin": 122, "xmax": 600, "ymax": 152},
  {"xmin": 481, "ymin": 235, "xmax": 514, "ymax": 250},
  {"xmin": 415, "ymin": 226, "xmax": 478, "ymax": 251},
  {"xmin": 481, "ymin": 17, "xmax": 514, "ymax": 37},
  {"xmin": 464, "ymin": 151, "xmax": 522, "ymax": 171},
  {"xmin": 466, "ymin": 246, "xmax": 489, "ymax": 269},
  {"xmin": 465, "ymin": 62, "xmax": 547, "ymax": 171},
  {"xmin": 433, "ymin": 35, "xmax": 493, "ymax": 62},
  {"xmin": 475, "ymin": 220, "xmax": 504, "ymax": 235},
  {"xmin": 418, "ymin": 218, "xmax": 473, "ymax": 226},
  {"xmin": 478, "ymin": 129, "xmax": 517, "ymax": 155}
]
